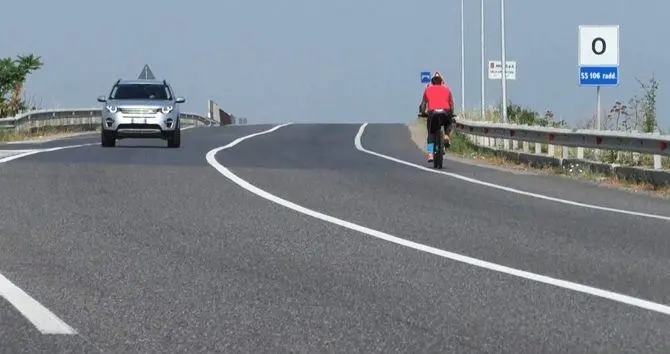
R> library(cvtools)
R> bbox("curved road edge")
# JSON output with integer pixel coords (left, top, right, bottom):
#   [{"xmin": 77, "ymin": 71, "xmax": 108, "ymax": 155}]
[
  {"xmin": 360, "ymin": 124, "xmax": 670, "ymax": 221},
  {"xmin": 205, "ymin": 122, "xmax": 670, "ymax": 318}
]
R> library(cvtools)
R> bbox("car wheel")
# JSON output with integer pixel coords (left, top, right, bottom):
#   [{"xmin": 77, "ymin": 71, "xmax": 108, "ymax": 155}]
[
  {"xmin": 167, "ymin": 128, "xmax": 181, "ymax": 148},
  {"xmin": 101, "ymin": 131, "xmax": 116, "ymax": 147}
]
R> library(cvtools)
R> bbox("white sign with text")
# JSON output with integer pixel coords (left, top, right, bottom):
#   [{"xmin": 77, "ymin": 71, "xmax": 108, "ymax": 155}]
[{"xmin": 488, "ymin": 60, "xmax": 517, "ymax": 80}]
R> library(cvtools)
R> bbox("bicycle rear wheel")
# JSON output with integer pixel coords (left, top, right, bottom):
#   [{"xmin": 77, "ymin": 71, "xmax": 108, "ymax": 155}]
[{"xmin": 433, "ymin": 129, "xmax": 444, "ymax": 169}]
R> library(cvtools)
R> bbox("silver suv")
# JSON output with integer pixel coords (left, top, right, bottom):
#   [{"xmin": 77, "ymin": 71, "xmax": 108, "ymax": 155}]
[{"xmin": 97, "ymin": 79, "xmax": 186, "ymax": 148}]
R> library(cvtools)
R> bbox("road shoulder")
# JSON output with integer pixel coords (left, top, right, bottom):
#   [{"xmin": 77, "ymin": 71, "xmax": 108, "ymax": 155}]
[{"xmin": 406, "ymin": 119, "xmax": 670, "ymax": 199}]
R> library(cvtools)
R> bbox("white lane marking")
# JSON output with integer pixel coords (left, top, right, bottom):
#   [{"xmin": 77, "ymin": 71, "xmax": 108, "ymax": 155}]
[
  {"xmin": 0, "ymin": 143, "xmax": 99, "ymax": 335},
  {"xmin": 0, "ymin": 126, "xmax": 199, "ymax": 164},
  {"xmin": 354, "ymin": 123, "xmax": 670, "ymax": 222},
  {"xmin": 205, "ymin": 123, "xmax": 670, "ymax": 316},
  {"xmin": 0, "ymin": 127, "xmax": 199, "ymax": 334},
  {"xmin": 0, "ymin": 149, "xmax": 39, "ymax": 158},
  {"xmin": 0, "ymin": 274, "xmax": 77, "ymax": 334},
  {"xmin": 4, "ymin": 126, "xmax": 197, "ymax": 146},
  {"xmin": 0, "ymin": 143, "xmax": 98, "ymax": 164},
  {"xmin": 0, "ymin": 149, "xmax": 39, "ymax": 153}
]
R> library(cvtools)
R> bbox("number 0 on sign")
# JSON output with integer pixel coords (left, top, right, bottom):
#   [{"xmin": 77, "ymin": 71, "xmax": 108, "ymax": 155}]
[{"xmin": 578, "ymin": 25, "xmax": 619, "ymax": 66}]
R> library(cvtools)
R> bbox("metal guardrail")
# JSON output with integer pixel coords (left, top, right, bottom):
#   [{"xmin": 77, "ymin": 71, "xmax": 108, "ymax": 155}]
[
  {"xmin": 0, "ymin": 108, "xmax": 216, "ymax": 131},
  {"xmin": 452, "ymin": 118, "xmax": 669, "ymax": 170}
]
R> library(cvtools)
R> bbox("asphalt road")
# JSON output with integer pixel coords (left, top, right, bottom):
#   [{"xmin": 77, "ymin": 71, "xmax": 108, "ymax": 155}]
[{"xmin": 0, "ymin": 124, "xmax": 668, "ymax": 353}]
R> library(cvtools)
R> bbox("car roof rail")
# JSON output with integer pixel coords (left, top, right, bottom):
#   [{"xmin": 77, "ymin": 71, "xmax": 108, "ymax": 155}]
[
  {"xmin": 163, "ymin": 79, "xmax": 167, "ymax": 85},
  {"xmin": 115, "ymin": 78, "xmax": 121, "ymax": 85}
]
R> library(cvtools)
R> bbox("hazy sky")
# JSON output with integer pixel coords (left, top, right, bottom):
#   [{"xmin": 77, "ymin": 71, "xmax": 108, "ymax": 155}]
[{"xmin": 1, "ymin": 0, "xmax": 667, "ymax": 128}]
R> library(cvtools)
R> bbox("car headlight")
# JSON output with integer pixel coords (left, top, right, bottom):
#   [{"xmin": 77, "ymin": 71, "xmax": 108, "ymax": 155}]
[
  {"xmin": 106, "ymin": 105, "xmax": 117, "ymax": 113},
  {"xmin": 161, "ymin": 106, "xmax": 173, "ymax": 114}
]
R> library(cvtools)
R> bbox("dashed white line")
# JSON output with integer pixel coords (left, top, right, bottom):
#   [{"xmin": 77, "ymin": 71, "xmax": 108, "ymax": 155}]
[
  {"xmin": 205, "ymin": 123, "xmax": 670, "ymax": 316},
  {"xmin": 354, "ymin": 123, "xmax": 670, "ymax": 222}
]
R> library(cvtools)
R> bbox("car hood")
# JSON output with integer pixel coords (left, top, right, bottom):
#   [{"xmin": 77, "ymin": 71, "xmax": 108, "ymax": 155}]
[{"xmin": 106, "ymin": 99, "xmax": 173, "ymax": 108}]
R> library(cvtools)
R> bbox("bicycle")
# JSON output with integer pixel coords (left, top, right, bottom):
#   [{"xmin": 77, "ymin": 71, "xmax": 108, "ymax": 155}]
[{"xmin": 418, "ymin": 110, "xmax": 449, "ymax": 169}]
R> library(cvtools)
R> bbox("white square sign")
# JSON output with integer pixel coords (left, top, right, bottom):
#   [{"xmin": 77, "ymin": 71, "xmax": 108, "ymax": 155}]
[
  {"xmin": 578, "ymin": 25, "xmax": 619, "ymax": 66},
  {"xmin": 487, "ymin": 60, "xmax": 516, "ymax": 80}
]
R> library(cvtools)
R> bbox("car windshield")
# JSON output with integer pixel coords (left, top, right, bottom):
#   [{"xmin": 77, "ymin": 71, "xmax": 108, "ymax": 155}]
[{"xmin": 110, "ymin": 84, "xmax": 172, "ymax": 100}]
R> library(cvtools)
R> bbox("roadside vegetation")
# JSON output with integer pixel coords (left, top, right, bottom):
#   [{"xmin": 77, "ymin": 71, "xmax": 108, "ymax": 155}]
[
  {"xmin": 0, "ymin": 54, "xmax": 43, "ymax": 117},
  {"xmin": 456, "ymin": 75, "xmax": 667, "ymax": 169},
  {"xmin": 0, "ymin": 54, "xmax": 87, "ymax": 142}
]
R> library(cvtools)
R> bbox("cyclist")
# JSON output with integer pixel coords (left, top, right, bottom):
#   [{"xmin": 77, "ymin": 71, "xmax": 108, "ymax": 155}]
[{"xmin": 419, "ymin": 74, "xmax": 455, "ymax": 162}]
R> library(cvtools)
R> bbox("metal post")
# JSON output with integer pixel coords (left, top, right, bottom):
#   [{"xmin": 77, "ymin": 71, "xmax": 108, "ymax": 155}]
[
  {"xmin": 460, "ymin": 0, "xmax": 466, "ymax": 115},
  {"xmin": 594, "ymin": 85, "xmax": 602, "ymax": 159},
  {"xmin": 480, "ymin": 0, "xmax": 486, "ymax": 120},
  {"xmin": 596, "ymin": 85, "xmax": 601, "ymax": 130},
  {"xmin": 500, "ymin": 0, "xmax": 508, "ymax": 123}
]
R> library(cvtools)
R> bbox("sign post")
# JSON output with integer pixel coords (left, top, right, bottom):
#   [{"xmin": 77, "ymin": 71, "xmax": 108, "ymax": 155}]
[{"xmin": 578, "ymin": 25, "xmax": 620, "ymax": 131}]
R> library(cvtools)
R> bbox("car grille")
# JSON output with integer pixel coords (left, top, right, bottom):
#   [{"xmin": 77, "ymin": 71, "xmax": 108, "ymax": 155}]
[{"xmin": 119, "ymin": 108, "xmax": 158, "ymax": 114}]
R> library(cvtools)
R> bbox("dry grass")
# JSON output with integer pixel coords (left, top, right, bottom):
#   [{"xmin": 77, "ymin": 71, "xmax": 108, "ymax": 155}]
[{"xmin": 0, "ymin": 125, "xmax": 99, "ymax": 142}]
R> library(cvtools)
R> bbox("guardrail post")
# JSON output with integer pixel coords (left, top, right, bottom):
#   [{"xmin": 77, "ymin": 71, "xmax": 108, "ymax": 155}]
[
  {"xmin": 534, "ymin": 143, "xmax": 541, "ymax": 154},
  {"xmin": 654, "ymin": 155, "xmax": 662, "ymax": 169},
  {"xmin": 503, "ymin": 139, "xmax": 510, "ymax": 150},
  {"xmin": 562, "ymin": 146, "xmax": 569, "ymax": 159},
  {"xmin": 548, "ymin": 144, "xmax": 555, "ymax": 157},
  {"xmin": 577, "ymin": 147, "xmax": 584, "ymax": 159},
  {"xmin": 522, "ymin": 141, "xmax": 529, "ymax": 153}
]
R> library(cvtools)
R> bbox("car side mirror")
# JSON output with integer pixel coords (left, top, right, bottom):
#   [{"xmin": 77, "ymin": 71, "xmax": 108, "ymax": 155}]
[
  {"xmin": 97, "ymin": 95, "xmax": 107, "ymax": 103},
  {"xmin": 175, "ymin": 97, "xmax": 186, "ymax": 104}
]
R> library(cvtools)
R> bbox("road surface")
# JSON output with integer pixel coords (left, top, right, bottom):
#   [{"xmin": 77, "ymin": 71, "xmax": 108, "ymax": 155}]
[{"xmin": 0, "ymin": 124, "xmax": 668, "ymax": 353}]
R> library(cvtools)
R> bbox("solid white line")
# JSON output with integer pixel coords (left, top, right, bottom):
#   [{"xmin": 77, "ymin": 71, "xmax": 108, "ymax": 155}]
[
  {"xmin": 1, "ymin": 125, "xmax": 195, "ymax": 147},
  {"xmin": 205, "ymin": 123, "xmax": 670, "ymax": 316},
  {"xmin": 0, "ymin": 149, "xmax": 39, "ymax": 154},
  {"xmin": 0, "ymin": 274, "xmax": 77, "ymax": 334},
  {"xmin": 0, "ymin": 127, "xmax": 198, "ymax": 165},
  {"xmin": 0, "ymin": 143, "xmax": 98, "ymax": 164},
  {"xmin": 354, "ymin": 123, "xmax": 670, "ymax": 222}
]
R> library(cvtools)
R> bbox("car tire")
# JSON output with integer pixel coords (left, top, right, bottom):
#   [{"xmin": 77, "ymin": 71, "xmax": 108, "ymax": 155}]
[
  {"xmin": 167, "ymin": 128, "xmax": 181, "ymax": 148},
  {"xmin": 101, "ymin": 130, "xmax": 116, "ymax": 147}
]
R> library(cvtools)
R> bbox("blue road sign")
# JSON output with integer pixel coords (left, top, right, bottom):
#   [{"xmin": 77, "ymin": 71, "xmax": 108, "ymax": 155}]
[
  {"xmin": 420, "ymin": 71, "xmax": 431, "ymax": 83},
  {"xmin": 579, "ymin": 66, "xmax": 619, "ymax": 86}
]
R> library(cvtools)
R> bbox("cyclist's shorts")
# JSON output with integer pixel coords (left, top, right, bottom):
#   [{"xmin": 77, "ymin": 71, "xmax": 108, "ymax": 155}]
[{"xmin": 426, "ymin": 109, "xmax": 454, "ymax": 134}]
